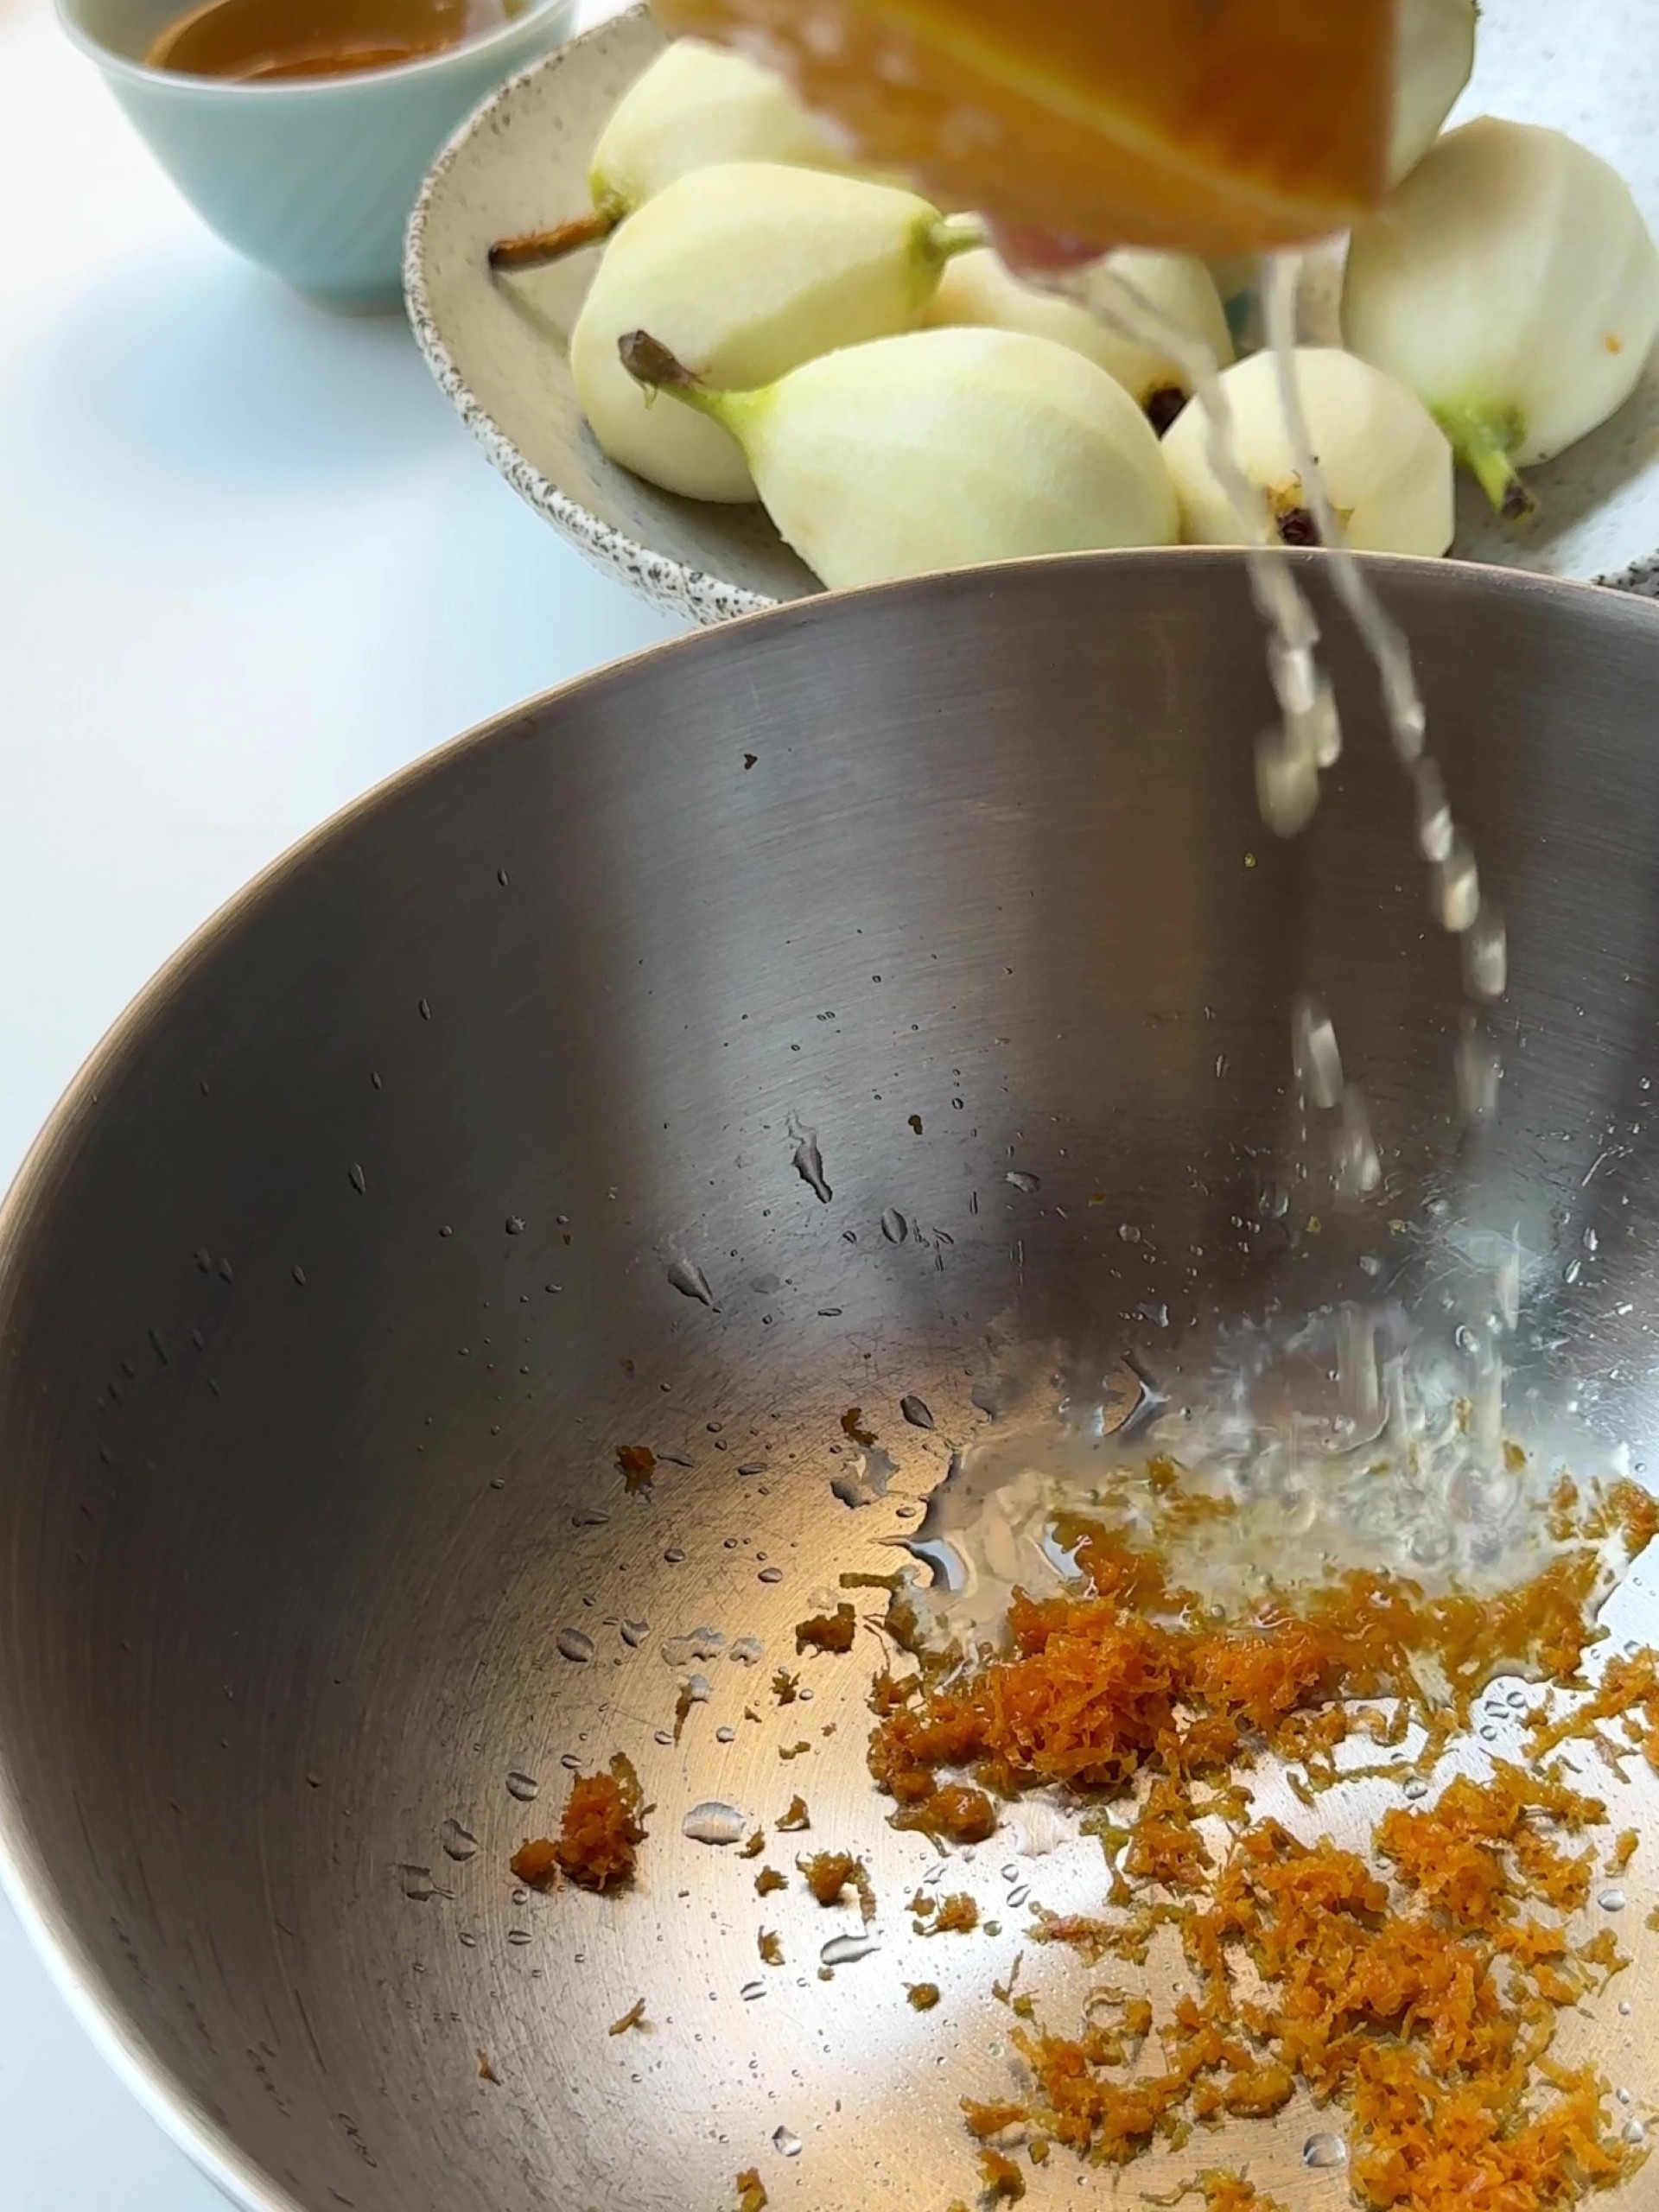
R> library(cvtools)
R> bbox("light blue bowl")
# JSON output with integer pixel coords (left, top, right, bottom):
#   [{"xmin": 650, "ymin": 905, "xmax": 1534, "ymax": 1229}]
[{"xmin": 58, "ymin": 0, "xmax": 578, "ymax": 310}]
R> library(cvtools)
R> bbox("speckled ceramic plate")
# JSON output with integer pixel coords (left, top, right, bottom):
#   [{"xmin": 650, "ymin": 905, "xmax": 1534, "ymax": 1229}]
[
  {"xmin": 407, "ymin": 0, "xmax": 1659, "ymax": 626},
  {"xmin": 406, "ymin": 5, "xmax": 800, "ymax": 624}
]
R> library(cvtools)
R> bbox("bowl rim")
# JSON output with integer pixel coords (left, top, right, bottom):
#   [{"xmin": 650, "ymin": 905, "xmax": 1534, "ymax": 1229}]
[
  {"xmin": 0, "ymin": 546, "xmax": 1652, "ymax": 2212},
  {"xmin": 55, "ymin": 0, "xmax": 573, "ymax": 98},
  {"xmin": 403, "ymin": 2, "xmax": 781, "ymax": 623}
]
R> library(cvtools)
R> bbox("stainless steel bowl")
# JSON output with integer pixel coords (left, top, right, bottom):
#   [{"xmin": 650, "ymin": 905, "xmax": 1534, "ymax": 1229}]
[{"xmin": 4, "ymin": 551, "xmax": 1659, "ymax": 2212}]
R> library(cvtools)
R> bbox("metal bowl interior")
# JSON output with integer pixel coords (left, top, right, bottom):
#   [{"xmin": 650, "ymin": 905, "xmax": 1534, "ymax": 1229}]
[{"xmin": 4, "ymin": 551, "xmax": 1659, "ymax": 2212}]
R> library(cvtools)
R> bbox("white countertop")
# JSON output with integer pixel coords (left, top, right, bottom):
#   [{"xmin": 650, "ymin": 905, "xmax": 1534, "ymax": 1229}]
[{"xmin": 0, "ymin": 1, "xmax": 669, "ymax": 2202}]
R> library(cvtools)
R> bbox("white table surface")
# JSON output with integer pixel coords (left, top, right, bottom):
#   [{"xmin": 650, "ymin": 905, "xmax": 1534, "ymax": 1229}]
[{"xmin": 0, "ymin": 0, "xmax": 670, "ymax": 2202}]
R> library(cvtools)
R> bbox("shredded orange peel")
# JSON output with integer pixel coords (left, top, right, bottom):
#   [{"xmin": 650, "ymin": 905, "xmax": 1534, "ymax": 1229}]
[{"xmin": 865, "ymin": 1471, "xmax": 1658, "ymax": 2211}]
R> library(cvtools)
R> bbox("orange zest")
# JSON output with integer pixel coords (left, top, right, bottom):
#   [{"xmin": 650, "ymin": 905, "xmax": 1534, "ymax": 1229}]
[
  {"xmin": 866, "ymin": 1474, "xmax": 1656, "ymax": 2209},
  {"xmin": 550, "ymin": 1753, "xmax": 648, "ymax": 1891}
]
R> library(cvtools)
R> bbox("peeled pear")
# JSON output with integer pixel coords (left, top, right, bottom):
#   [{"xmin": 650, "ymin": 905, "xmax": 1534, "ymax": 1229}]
[
  {"xmin": 1206, "ymin": 0, "xmax": 1476, "ymax": 314},
  {"xmin": 621, "ymin": 325, "xmax": 1178, "ymax": 587},
  {"xmin": 1344, "ymin": 117, "xmax": 1659, "ymax": 516},
  {"xmin": 1162, "ymin": 346, "xmax": 1454, "ymax": 556},
  {"xmin": 1389, "ymin": 0, "xmax": 1478, "ymax": 183},
  {"xmin": 924, "ymin": 247, "xmax": 1232, "ymax": 429},
  {"xmin": 491, "ymin": 39, "xmax": 848, "ymax": 270},
  {"xmin": 571, "ymin": 164, "xmax": 982, "ymax": 501}
]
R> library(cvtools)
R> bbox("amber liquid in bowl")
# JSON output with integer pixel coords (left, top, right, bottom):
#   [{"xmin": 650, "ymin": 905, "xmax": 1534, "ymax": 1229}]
[{"xmin": 145, "ymin": 0, "xmax": 521, "ymax": 79}]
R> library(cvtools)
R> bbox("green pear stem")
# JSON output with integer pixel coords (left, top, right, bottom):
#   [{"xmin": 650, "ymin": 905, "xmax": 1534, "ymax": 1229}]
[
  {"xmin": 489, "ymin": 205, "xmax": 618, "ymax": 273},
  {"xmin": 617, "ymin": 330, "xmax": 752, "ymax": 433},
  {"xmin": 1434, "ymin": 402, "xmax": 1536, "ymax": 522},
  {"xmin": 932, "ymin": 211, "xmax": 989, "ymax": 263}
]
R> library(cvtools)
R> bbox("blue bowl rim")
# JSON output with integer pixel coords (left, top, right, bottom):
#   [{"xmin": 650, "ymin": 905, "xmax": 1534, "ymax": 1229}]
[{"xmin": 56, "ymin": 0, "xmax": 575, "ymax": 99}]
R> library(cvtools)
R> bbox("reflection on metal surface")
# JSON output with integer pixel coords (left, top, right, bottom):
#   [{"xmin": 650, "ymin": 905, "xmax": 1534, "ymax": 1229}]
[{"xmin": 1, "ymin": 555, "xmax": 1659, "ymax": 2210}]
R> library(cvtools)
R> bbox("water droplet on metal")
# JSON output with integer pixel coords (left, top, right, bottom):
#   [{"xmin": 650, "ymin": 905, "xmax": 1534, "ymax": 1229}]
[
  {"xmin": 620, "ymin": 1619, "xmax": 651, "ymax": 1649},
  {"xmin": 556, "ymin": 1628, "xmax": 594, "ymax": 1663},
  {"xmin": 880, "ymin": 1208, "xmax": 909, "ymax": 1244},
  {"xmin": 1600, "ymin": 1888, "xmax": 1628, "ymax": 1913},
  {"xmin": 740, "ymin": 1978, "xmax": 766, "ymax": 2000},
  {"xmin": 571, "ymin": 1507, "xmax": 611, "ymax": 1528},
  {"xmin": 439, "ymin": 1819, "xmax": 478, "ymax": 1861},
  {"xmin": 772, "ymin": 2126, "xmax": 803, "ymax": 2159},
  {"xmin": 831, "ymin": 1441, "xmax": 897, "ymax": 1511},
  {"xmin": 505, "ymin": 1770, "xmax": 540, "ymax": 1802},
  {"xmin": 1004, "ymin": 1170, "xmax": 1040, "ymax": 1195},
  {"xmin": 899, "ymin": 1533, "xmax": 969, "ymax": 1593},
  {"xmin": 664, "ymin": 1627, "xmax": 725, "ymax": 1665},
  {"xmin": 791, "ymin": 1122, "xmax": 832, "ymax": 1205},
  {"xmin": 820, "ymin": 1932, "xmax": 880, "ymax": 1967},
  {"xmin": 399, "ymin": 1865, "xmax": 450, "ymax": 1903},
  {"xmin": 899, "ymin": 1395, "xmax": 935, "ymax": 1430},
  {"xmin": 667, "ymin": 1257, "xmax": 716, "ymax": 1307},
  {"xmin": 728, "ymin": 1636, "xmax": 763, "ymax": 1666},
  {"xmin": 505, "ymin": 1928, "xmax": 532, "ymax": 1946},
  {"xmin": 347, "ymin": 1163, "xmax": 366, "ymax": 1195},
  {"xmin": 1403, "ymin": 1777, "xmax": 1429, "ymax": 1801},
  {"xmin": 505, "ymin": 1214, "xmax": 525, "ymax": 1236},
  {"xmin": 682, "ymin": 1801, "xmax": 747, "ymax": 1847},
  {"xmin": 758, "ymin": 1565, "xmax": 785, "ymax": 1584},
  {"xmin": 1303, "ymin": 2132, "xmax": 1348, "ymax": 2170}
]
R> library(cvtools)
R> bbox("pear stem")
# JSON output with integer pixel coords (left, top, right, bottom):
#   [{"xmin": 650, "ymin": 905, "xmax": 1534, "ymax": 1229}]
[
  {"xmin": 618, "ymin": 329, "xmax": 701, "ymax": 395},
  {"xmin": 617, "ymin": 330, "xmax": 738, "ymax": 428},
  {"xmin": 932, "ymin": 211, "xmax": 990, "ymax": 263},
  {"xmin": 1435, "ymin": 404, "xmax": 1536, "ymax": 522},
  {"xmin": 488, "ymin": 205, "xmax": 617, "ymax": 273}
]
